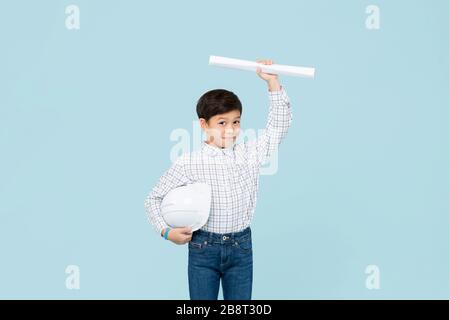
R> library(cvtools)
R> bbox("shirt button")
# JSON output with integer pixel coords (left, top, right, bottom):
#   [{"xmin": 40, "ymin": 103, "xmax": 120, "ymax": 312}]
[{"xmin": 223, "ymin": 236, "xmax": 227, "ymax": 240}]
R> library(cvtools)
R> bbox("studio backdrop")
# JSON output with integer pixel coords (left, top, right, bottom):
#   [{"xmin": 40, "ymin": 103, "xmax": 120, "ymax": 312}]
[{"xmin": 1, "ymin": 0, "xmax": 448, "ymax": 299}]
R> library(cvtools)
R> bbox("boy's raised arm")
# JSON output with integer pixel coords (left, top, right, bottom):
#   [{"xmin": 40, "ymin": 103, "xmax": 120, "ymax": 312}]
[{"xmin": 252, "ymin": 59, "xmax": 293, "ymax": 165}]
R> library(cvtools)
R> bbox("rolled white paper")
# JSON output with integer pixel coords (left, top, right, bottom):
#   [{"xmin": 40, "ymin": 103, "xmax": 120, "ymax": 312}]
[{"xmin": 209, "ymin": 55, "xmax": 315, "ymax": 79}]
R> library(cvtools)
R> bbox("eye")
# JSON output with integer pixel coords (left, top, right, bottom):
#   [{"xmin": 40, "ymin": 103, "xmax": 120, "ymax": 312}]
[
  {"xmin": 218, "ymin": 121, "xmax": 226, "ymax": 126},
  {"xmin": 233, "ymin": 120, "xmax": 240, "ymax": 125}
]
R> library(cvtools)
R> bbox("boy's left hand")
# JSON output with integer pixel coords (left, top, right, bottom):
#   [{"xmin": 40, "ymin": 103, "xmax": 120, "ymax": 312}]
[{"xmin": 256, "ymin": 59, "xmax": 278, "ymax": 82}]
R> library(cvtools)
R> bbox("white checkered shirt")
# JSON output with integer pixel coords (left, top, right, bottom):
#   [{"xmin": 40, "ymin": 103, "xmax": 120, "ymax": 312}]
[{"xmin": 145, "ymin": 86, "xmax": 292, "ymax": 235}]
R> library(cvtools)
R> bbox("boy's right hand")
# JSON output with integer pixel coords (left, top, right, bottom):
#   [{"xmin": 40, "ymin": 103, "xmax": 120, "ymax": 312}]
[{"xmin": 162, "ymin": 226, "xmax": 193, "ymax": 245}]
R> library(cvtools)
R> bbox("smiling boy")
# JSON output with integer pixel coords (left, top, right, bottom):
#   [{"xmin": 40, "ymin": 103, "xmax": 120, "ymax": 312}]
[{"xmin": 144, "ymin": 59, "xmax": 292, "ymax": 300}]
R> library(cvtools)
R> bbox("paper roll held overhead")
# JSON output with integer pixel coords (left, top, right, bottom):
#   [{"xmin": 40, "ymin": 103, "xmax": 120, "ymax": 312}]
[{"xmin": 209, "ymin": 55, "xmax": 315, "ymax": 79}]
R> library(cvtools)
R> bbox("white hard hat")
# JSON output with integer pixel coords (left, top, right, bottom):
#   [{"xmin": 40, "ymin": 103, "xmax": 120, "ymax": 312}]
[{"xmin": 160, "ymin": 182, "xmax": 211, "ymax": 231}]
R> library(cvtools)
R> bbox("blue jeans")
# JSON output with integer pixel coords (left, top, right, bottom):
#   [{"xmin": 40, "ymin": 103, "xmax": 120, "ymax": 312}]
[{"xmin": 188, "ymin": 227, "xmax": 253, "ymax": 300}]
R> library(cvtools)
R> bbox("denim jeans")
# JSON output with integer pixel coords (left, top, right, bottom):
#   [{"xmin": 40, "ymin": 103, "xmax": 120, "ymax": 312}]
[{"xmin": 188, "ymin": 226, "xmax": 253, "ymax": 300}]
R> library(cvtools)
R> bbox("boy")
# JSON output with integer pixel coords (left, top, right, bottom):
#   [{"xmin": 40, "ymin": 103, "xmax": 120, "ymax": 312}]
[{"xmin": 144, "ymin": 59, "xmax": 292, "ymax": 300}]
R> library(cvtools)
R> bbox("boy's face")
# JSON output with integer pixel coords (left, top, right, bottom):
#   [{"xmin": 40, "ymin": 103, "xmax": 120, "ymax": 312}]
[{"xmin": 199, "ymin": 110, "xmax": 241, "ymax": 149}]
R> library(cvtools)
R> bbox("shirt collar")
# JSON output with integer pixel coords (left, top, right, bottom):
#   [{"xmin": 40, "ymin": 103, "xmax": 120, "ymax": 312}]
[{"xmin": 201, "ymin": 140, "xmax": 235, "ymax": 157}]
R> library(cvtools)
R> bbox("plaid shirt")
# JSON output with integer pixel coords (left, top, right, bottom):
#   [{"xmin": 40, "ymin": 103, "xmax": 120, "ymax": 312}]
[{"xmin": 145, "ymin": 86, "xmax": 292, "ymax": 235}]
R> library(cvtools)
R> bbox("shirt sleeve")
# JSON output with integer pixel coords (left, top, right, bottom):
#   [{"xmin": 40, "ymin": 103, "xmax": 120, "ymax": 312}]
[
  {"xmin": 247, "ymin": 86, "xmax": 293, "ymax": 165},
  {"xmin": 144, "ymin": 156, "xmax": 190, "ymax": 236}
]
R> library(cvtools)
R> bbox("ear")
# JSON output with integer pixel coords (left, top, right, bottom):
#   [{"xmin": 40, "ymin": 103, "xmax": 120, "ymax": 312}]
[{"xmin": 199, "ymin": 118, "xmax": 208, "ymax": 130}]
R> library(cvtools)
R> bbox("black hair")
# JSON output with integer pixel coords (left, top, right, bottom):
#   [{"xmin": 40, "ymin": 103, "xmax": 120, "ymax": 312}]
[{"xmin": 196, "ymin": 89, "xmax": 242, "ymax": 122}]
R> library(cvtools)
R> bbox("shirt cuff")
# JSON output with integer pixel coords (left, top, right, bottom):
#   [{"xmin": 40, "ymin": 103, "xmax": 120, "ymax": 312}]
[
  {"xmin": 268, "ymin": 86, "xmax": 289, "ymax": 104},
  {"xmin": 157, "ymin": 222, "xmax": 169, "ymax": 237}
]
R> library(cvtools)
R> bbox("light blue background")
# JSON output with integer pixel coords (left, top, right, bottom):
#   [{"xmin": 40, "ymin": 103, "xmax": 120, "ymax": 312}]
[{"xmin": 1, "ymin": 0, "xmax": 448, "ymax": 299}]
